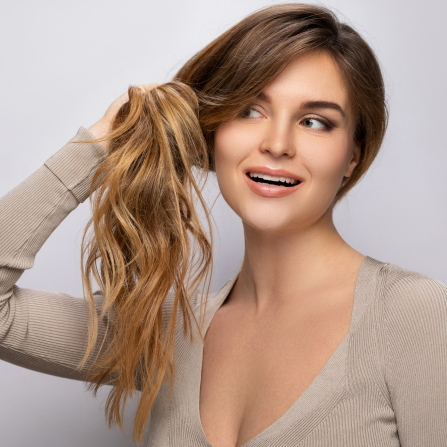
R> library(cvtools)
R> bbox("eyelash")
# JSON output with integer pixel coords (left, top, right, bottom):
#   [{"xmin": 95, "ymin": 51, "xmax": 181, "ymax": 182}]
[{"xmin": 239, "ymin": 107, "xmax": 334, "ymax": 131}]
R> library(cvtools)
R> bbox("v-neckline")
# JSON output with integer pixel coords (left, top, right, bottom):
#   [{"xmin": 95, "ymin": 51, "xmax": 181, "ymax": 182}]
[{"xmin": 192, "ymin": 255, "xmax": 376, "ymax": 447}]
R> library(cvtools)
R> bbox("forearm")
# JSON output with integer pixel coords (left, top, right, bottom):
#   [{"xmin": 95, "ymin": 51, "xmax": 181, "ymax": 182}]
[{"xmin": 0, "ymin": 127, "xmax": 110, "ymax": 380}]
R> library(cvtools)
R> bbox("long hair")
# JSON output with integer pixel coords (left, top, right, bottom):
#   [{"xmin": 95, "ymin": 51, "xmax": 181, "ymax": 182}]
[{"xmin": 76, "ymin": 3, "xmax": 388, "ymax": 444}]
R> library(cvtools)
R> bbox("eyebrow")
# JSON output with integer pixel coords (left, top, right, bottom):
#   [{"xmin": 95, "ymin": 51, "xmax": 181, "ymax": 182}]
[{"xmin": 257, "ymin": 92, "xmax": 346, "ymax": 118}]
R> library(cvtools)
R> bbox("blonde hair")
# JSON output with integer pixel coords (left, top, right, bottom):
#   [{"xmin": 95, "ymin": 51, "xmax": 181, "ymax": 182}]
[{"xmin": 76, "ymin": 3, "xmax": 388, "ymax": 444}]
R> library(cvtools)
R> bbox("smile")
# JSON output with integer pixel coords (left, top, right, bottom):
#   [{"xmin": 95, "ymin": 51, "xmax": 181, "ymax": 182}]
[
  {"xmin": 244, "ymin": 172, "xmax": 303, "ymax": 198},
  {"xmin": 248, "ymin": 172, "xmax": 299, "ymax": 187}
]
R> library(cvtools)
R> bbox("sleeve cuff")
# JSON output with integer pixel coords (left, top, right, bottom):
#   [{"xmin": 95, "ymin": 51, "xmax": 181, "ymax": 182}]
[{"xmin": 44, "ymin": 126, "xmax": 108, "ymax": 203}]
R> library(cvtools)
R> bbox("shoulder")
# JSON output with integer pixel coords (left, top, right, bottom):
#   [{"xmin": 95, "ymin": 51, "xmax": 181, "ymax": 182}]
[
  {"xmin": 381, "ymin": 262, "xmax": 447, "ymax": 316},
  {"xmin": 377, "ymin": 263, "xmax": 447, "ymax": 436},
  {"xmin": 379, "ymin": 262, "xmax": 447, "ymax": 356}
]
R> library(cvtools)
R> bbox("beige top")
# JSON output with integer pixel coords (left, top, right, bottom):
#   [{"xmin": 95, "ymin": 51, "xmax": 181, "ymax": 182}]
[{"xmin": 1, "ymin": 126, "xmax": 447, "ymax": 447}]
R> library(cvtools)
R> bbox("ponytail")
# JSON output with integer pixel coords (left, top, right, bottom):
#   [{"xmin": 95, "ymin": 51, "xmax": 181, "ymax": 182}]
[{"xmin": 76, "ymin": 81, "xmax": 213, "ymax": 444}]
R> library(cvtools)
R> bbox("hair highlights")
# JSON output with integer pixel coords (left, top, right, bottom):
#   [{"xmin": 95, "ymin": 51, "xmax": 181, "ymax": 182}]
[{"xmin": 76, "ymin": 4, "xmax": 388, "ymax": 443}]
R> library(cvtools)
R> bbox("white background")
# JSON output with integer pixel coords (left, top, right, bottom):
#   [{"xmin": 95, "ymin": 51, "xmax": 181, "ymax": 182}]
[{"xmin": 1, "ymin": 0, "xmax": 446, "ymax": 445}]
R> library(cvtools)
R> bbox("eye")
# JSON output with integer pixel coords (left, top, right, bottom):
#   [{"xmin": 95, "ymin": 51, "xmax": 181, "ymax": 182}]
[
  {"xmin": 301, "ymin": 117, "xmax": 327, "ymax": 130},
  {"xmin": 241, "ymin": 107, "xmax": 263, "ymax": 118}
]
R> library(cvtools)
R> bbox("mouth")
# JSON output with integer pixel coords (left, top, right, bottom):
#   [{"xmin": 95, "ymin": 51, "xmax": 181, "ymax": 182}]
[
  {"xmin": 245, "ymin": 172, "xmax": 301, "ymax": 188},
  {"xmin": 243, "ymin": 168, "xmax": 304, "ymax": 198}
]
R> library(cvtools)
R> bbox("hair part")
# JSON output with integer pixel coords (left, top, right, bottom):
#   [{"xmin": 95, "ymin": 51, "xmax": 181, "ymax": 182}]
[{"xmin": 75, "ymin": 3, "xmax": 388, "ymax": 443}]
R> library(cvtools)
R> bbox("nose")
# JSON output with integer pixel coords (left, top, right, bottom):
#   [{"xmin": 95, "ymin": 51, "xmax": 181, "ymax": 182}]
[{"xmin": 259, "ymin": 119, "xmax": 296, "ymax": 158}]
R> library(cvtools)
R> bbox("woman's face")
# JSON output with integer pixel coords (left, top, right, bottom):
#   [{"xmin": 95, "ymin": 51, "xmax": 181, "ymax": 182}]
[{"xmin": 213, "ymin": 50, "xmax": 360, "ymax": 234}]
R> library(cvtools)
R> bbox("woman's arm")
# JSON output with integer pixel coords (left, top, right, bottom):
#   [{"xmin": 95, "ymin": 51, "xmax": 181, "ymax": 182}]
[
  {"xmin": 382, "ymin": 265, "xmax": 447, "ymax": 446},
  {"xmin": 0, "ymin": 126, "xmax": 110, "ymax": 381}
]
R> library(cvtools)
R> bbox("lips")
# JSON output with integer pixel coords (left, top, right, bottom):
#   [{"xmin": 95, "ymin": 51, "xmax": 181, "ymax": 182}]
[
  {"xmin": 243, "ymin": 166, "xmax": 304, "ymax": 182},
  {"xmin": 243, "ymin": 166, "xmax": 304, "ymax": 198}
]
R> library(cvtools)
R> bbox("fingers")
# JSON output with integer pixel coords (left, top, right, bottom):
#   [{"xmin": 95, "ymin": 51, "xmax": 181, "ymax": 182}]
[{"xmin": 103, "ymin": 84, "xmax": 160, "ymax": 122}]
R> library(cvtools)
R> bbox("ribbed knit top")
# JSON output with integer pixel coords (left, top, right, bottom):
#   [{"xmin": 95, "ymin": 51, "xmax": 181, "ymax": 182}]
[{"xmin": 1, "ymin": 126, "xmax": 447, "ymax": 447}]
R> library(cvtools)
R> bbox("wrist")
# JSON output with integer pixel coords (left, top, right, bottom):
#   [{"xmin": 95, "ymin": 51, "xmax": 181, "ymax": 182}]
[
  {"xmin": 88, "ymin": 119, "xmax": 110, "ymax": 138},
  {"xmin": 88, "ymin": 119, "xmax": 111, "ymax": 152}
]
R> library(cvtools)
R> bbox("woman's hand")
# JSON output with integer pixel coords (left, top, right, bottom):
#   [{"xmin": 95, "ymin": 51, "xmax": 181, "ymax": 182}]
[{"xmin": 88, "ymin": 83, "xmax": 161, "ymax": 153}]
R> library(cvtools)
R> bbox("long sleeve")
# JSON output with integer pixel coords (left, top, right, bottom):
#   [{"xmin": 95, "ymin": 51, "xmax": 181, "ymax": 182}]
[
  {"xmin": 382, "ymin": 266, "xmax": 447, "ymax": 445},
  {"xmin": 0, "ymin": 126, "xmax": 111, "ymax": 381}
]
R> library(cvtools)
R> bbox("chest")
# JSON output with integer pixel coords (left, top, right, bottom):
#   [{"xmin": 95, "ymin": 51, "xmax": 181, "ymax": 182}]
[{"xmin": 199, "ymin": 298, "xmax": 354, "ymax": 447}]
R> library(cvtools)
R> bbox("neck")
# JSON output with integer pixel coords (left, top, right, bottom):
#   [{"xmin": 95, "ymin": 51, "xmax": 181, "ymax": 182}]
[{"xmin": 232, "ymin": 209, "xmax": 364, "ymax": 315}]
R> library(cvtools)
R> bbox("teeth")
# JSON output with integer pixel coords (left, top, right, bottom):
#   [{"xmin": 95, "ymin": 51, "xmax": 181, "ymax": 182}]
[{"xmin": 248, "ymin": 172, "xmax": 299, "ymax": 185}]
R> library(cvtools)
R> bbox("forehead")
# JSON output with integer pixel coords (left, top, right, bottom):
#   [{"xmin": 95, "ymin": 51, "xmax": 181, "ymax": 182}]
[{"xmin": 261, "ymin": 50, "xmax": 351, "ymax": 115}]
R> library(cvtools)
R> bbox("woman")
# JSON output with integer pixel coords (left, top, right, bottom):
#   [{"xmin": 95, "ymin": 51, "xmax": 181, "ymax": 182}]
[{"xmin": 1, "ymin": 3, "xmax": 446, "ymax": 447}]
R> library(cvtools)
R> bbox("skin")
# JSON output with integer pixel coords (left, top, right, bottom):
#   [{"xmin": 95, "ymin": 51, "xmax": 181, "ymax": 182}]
[
  {"xmin": 195, "ymin": 50, "xmax": 366, "ymax": 447},
  {"xmin": 88, "ymin": 82, "xmax": 160, "ymax": 153},
  {"xmin": 88, "ymin": 52, "xmax": 365, "ymax": 317},
  {"xmin": 88, "ymin": 50, "xmax": 367, "ymax": 447},
  {"xmin": 213, "ymin": 49, "xmax": 365, "ymax": 317}
]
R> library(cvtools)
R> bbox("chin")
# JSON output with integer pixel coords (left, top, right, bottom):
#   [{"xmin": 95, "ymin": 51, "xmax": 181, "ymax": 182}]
[{"xmin": 239, "ymin": 208, "xmax": 299, "ymax": 235}]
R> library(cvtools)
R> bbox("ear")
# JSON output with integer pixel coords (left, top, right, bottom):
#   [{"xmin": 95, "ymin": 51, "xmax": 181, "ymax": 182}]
[{"xmin": 344, "ymin": 144, "xmax": 361, "ymax": 178}]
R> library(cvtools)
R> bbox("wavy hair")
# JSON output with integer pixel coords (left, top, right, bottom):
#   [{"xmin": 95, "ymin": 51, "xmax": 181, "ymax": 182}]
[{"xmin": 75, "ymin": 3, "xmax": 388, "ymax": 444}]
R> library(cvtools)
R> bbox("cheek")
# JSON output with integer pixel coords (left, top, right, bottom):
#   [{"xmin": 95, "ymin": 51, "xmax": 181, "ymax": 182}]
[
  {"xmin": 214, "ymin": 124, "xmax": 254, "ymax": 169},
  {"xmin": 301, "ymin": 136, "xmax": 353, "ymax": 184},
  {"xmin": 214, "ymin": 124, "xmax": 255, "ymax": 204},
  {"xmin": 214, "ymin": 126, "xmax": 234, "ymax": 188}
]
